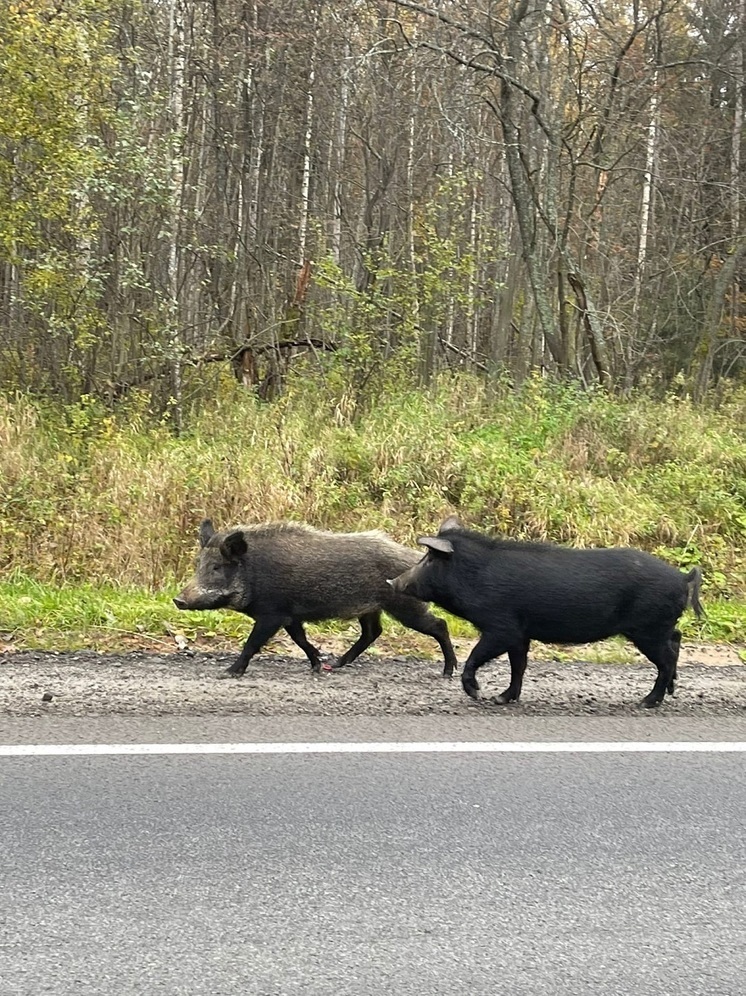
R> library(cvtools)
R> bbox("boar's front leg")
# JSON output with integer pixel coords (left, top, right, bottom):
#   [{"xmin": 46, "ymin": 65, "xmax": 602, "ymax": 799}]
[
  {"xmin": 220, "ymin": 616, "xmax": 284, "ymax": 678},
  {"xmin": 461, "ymin": 631, "xmax": 512, "ymax": 701},
  {"xmin": 495, "ymin": 639, "xmax": 530, "ymax": 704}
]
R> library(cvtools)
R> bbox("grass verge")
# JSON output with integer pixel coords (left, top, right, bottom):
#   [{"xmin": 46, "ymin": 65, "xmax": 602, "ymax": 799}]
[{"xmin": 1, "ymin": 576, "xmax": 743, "ymax": 663}]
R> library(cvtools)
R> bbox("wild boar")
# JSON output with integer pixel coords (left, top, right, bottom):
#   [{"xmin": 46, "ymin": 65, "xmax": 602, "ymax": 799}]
[
  {"xmin": 174, "ymin": 519, "xmax": 457, "ymax": 678},
  {"xmin": 388, "ymin": 516, "xmax": 703, "ymax": 708}
]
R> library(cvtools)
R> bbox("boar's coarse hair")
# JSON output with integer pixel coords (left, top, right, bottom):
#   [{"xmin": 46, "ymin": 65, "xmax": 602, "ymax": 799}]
[
  {"xmin": 389, "ymin": 516, "xmax": 703, "ymax": 709},
  {"xmin": 174, "ymin": 519, "xmax": 457, "ymax": 679}
]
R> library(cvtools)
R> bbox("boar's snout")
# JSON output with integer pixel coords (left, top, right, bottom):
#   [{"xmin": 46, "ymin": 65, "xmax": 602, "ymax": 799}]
[
  {"xmin": 173, "ymin": 582, "xmax": 199, "ymax": 609},
  {"xmin": 388, "ymin": 572, "xmax": 414, "ymax": 596},
  {"xmin": 172, "ymin": 584, "xmax": 230, "ymax": 611}
]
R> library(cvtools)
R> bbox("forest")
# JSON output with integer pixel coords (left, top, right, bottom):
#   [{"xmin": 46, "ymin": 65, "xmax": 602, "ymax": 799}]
[{"xmin": 1, "ymin": 0, "xmax": 745, "ymax": 410}]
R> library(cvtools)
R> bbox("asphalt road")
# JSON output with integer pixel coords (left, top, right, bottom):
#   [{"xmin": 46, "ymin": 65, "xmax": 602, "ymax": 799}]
[
  {"xmin": 4, "ymin": 711, "xmax": 746, "ymax": 744},
  {"xmin": 2, "ymin": 726, "xmax": 745, "ymax": 995}
]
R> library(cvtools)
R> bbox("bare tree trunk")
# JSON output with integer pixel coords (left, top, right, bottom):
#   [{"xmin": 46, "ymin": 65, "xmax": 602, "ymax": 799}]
[
  {"xmin": 729, "ymin": 0, "xmax": 744, "ymax": 339},
  {"xmin": 632, "ymin": 72, "xmax": 660, "ymax": 327},
  {"xmin": 298, "ymin": 6, "xmax": 319, "ymax": 266},
  {"xmin": 443, "ymin": 152, "xmax": 456, "ymax": 355},
  {"xmin": 566, "ymin": 269, "xmax": 612, "ymax": 387},
  {"xmin": 500, "ymin": 6, "xmax": 564, "ymax": 370},
  {"xmin": 246, "ymin": 1, "xmax": 263, "ymax": 249},
  {"xmin": 467, "ymin": 181, "xmax": 478, "ymax": 366},
  {"xmin": 694, "ymin": 239, "xmax": 746, "ymax": 399},
  {"xmin": 167, "ymin": 0, "xmax": 186, "ymax": 433},
  {"xmin": 331, "ymin": 40, "xmax": 350, "ymax": 266}
]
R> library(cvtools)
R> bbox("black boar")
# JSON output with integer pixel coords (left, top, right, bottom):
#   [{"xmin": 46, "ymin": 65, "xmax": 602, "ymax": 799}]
[
  {"xmin": 174, "ymin": 519, "xmax": 457, "ymax": 679},
  {"xmin": 389, "ymin": 516, "xmax": 703, "ymax": 708}
]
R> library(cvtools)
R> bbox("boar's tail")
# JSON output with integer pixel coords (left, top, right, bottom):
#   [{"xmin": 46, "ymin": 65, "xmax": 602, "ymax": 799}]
[{"xmin": 685, "ymin": 566, "xmax": 704, "ymax": 618}]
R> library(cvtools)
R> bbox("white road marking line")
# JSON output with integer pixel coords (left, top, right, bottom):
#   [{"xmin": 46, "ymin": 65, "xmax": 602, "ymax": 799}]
[{"xmin": 1, "ymin": 741, "xmax": 746, "ymax": 757}]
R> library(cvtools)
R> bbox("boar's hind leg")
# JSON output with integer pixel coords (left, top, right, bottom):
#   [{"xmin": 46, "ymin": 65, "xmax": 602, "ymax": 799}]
[
  {"xmin": 332, "ymin": 612, "xmax": 383, "ymax": 670},
  {"xmin": 629, "ymin": 632, "xmax": 679, "ymax": 708},
  {"xmin": 285, "ymin": 621, "xmax": 324, "ymax": 673},
  {"xmin": 220, "ymin": 617, "xmax": 283, "ymax": 678},
  {"xmin": 385, "ymin": 600, "xmax": 458, "ymax": 678},
  {"xmin": 667, "ymin": 629, "xmax": 682, "ymax": 696}
]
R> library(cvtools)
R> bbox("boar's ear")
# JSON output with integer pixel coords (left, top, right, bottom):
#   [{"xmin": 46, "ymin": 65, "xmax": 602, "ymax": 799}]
[
  {"xmin": 221, "ymin": 530, "xmax": 248, "ymax": 561},
  {"xmin": 199, "ymin": 519, "xmax": 215, "ymax": 548},
  {"xmin": 418, "ymin": 536, "xmax": 454, "ymax": 556},
  {"xmin": 439, "ymin": 514, "xmax": 462, "ymax": 533}
]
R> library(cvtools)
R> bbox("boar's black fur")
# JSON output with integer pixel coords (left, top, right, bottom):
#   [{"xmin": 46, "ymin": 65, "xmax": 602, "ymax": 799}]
[{"xmin": 389, "ymin": 518, "xmax": 703, "ymax": 708}]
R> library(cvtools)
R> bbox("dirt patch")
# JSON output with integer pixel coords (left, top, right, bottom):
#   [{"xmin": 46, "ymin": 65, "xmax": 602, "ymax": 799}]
[{"xmin": 1, "ymin": 641, "xmax": 744, "ymax": 718}]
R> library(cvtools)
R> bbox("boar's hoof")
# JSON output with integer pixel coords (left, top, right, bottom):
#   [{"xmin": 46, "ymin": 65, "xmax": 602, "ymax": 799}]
[
  {"xmin": 494, "ymin": 689, "xmax": 518, "ymax": 705},
  {"xmin": 217, "ymin": 666, "xmax": 245, "ymax": 680},
  {"xmin": 310, "ymin": 657, "xmax": 333, "ymax": 674},
  {"xmin": 461, "ymin": 677, "xmax": 480, "ymax": 701},
  {"xmin": 640, "ymin": 692, "xmax": 663, "ymax": 709}
]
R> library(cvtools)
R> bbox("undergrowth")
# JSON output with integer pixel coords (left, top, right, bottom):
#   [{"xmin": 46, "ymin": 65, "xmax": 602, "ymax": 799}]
[{"xmin": 1, "ymin": 373, "xmax": 745, "ymax": 648}]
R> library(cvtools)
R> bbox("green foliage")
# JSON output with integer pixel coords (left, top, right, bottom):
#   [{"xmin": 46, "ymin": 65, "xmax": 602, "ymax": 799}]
[
  {"xmin": 695, "ymin": 601, "xmax": 746, "ymax": 645},
  {"xmin": 0, "ymin": 0, "xmax": 120, "ymax": 393},
  {"xmin": 0, "ymin": 0, "xmax": 115, "ymax": 249},
  {"xmin": 311, "ymin": 171, "xmax": 507, "ymax": 412}
]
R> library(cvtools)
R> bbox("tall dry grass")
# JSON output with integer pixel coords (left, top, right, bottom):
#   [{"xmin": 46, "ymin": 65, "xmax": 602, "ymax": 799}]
[{"xmin": 1, "ymin": 375, "xmax": 745, "ymax": 594}]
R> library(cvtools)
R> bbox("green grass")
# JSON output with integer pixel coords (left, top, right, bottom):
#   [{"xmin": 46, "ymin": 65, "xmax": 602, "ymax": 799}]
[
  {"xmin": 0, "ymin": 572, "xmax": 476, "ymax": 652},
  {"xmin": 0, "ymin": 572, "xmax": 273, "ymax": 650},
  {"xmin": 0, "ymin": 574, "xmax": 741, "ymax": 657}
]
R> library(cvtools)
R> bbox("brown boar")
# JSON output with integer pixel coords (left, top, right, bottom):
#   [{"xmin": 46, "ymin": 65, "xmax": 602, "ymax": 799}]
[{"xmin": 175, "ymin": 519, "xmax": 457, "ymax": 678}]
